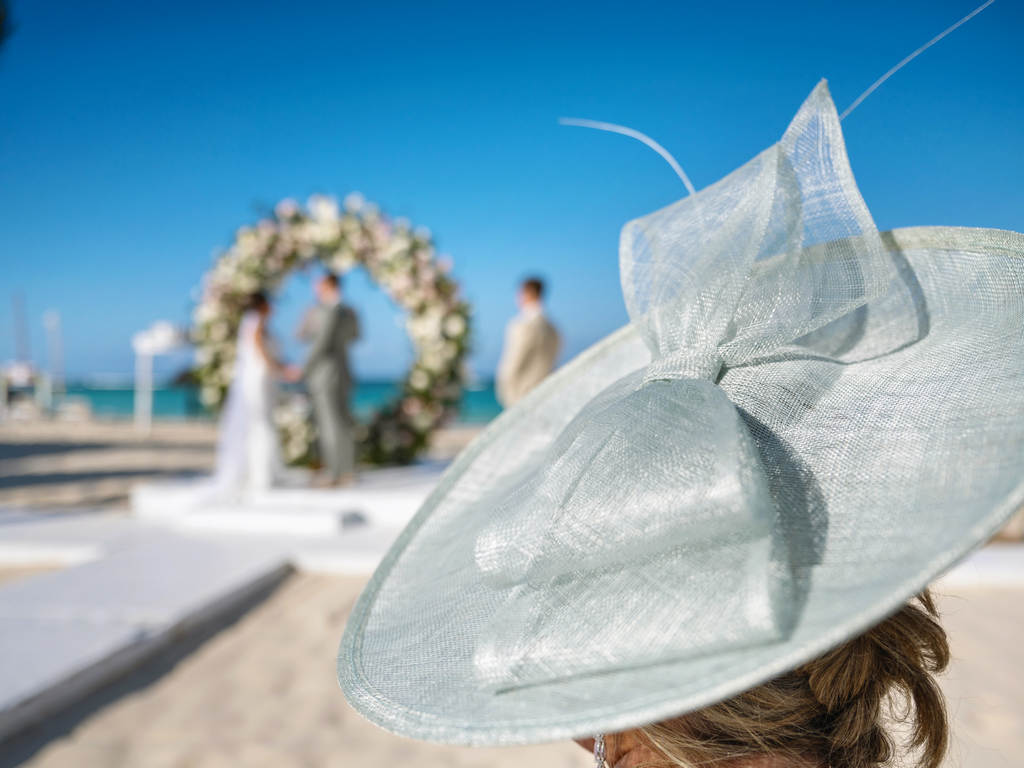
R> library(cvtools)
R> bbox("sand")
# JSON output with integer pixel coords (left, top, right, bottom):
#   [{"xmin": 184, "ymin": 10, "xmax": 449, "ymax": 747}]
[
  {"xmin": 934, "ymin": 587, "xmax": 1024, "ymax": 767},
  {"xmin": 0, "ymin": 574, "xmax": 1018, "ymax": 768},
  {"xmin": 0, "ymin": 565, "xmax": 60, "ymax": 587},
  {"xmin": 0, "ymin": 420, "xmax": 218, "ymax": 509}
]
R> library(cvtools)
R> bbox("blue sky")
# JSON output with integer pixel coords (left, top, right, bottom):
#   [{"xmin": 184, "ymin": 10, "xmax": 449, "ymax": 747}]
[{"xmin": 1, "ymin": 0, "xmax": 1021, "ymax": 382}]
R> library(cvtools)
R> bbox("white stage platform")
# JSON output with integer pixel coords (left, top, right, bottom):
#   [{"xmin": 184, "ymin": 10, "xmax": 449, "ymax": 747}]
[{"xmin": 132, "ymin": 461, "xmax": 447, "ymax": 537}]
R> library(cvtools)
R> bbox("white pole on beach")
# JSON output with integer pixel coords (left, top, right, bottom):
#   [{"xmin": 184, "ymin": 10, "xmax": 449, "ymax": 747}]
[
  {"xmin": 132, "ymin": 321, "xmax": 185, "ymax": 434},
  {"xmin": 134, "ymin": 348, "xmax": 153, "ymax": 434},
  {"xmin": 43, "ymin": 309, "xmax": 64, "ymax": 393}
]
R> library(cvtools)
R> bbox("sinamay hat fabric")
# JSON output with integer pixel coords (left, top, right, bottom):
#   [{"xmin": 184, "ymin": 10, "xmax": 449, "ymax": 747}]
[{"xmin": 338, "ymin": 81, "xmax": 1024, "ymax": 745}]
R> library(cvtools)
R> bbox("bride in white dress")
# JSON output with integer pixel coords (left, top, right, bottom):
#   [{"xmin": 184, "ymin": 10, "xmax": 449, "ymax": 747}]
[
  {"xmin": 132, "ymin": 293, "xmax": 301, "ymax": 515},
  {"xmin": 212, "ymin": 292, "xmax": 299, "ymax": 496}
]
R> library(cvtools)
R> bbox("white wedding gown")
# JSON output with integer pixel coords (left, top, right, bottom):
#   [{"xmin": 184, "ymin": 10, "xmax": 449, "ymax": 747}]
[
  {"xmin": 134, "ymin": 312, "xmax": 287, "ymax": 516},
  {"xmin": 211, "ymin": 311, "xmax": 282, "ymax": 496}
]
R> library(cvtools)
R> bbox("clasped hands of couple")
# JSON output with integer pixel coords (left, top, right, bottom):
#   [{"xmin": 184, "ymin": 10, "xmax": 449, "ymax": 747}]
[{"xmin": 279, "ymin": 364, "xmax": 303, "ymax": 383}]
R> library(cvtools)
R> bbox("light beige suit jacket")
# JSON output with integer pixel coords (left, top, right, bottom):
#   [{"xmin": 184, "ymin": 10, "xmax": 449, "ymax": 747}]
[{"xmin": 496, "ymin": 307, "xmax": 561, "ymax": 407}]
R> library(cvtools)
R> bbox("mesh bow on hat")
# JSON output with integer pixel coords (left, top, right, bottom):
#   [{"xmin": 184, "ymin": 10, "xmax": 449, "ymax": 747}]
[{"xmin": 339, "ymin": 81, "xmax": 1024, "ymax": 745}]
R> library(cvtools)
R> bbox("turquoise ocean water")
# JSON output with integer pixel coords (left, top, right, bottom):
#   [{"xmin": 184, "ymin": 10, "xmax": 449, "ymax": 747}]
[{"xmin": 59, "ymin": 381, "xmax": 502, "ymax": 424}]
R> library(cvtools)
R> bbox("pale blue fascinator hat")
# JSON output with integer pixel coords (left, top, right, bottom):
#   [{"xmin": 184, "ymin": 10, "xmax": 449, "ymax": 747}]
[{"xmin": 339, "ymin": 81, "xmax": 1024, "ymax": 745}]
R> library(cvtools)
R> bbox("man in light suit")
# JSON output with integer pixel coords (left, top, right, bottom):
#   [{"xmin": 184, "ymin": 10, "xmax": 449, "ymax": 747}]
[
  {"xmin": 303, "ymin": 273, "xmax": 360, "ymax": 486},
  {"xmin": 496, "ymin": 277, "xmax": 561, "ymax": 408}
]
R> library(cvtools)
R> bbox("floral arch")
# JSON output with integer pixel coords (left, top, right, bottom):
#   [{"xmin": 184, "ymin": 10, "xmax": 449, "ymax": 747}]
[{"xmin": 192, "ymin": 193, "xmax": 471, "ymax": 465}]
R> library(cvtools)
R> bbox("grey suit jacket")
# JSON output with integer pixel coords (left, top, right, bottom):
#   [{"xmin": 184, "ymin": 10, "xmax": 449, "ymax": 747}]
[{"xmin": 303, "ymin": 302, "xmax": 360, "ymax": 392}]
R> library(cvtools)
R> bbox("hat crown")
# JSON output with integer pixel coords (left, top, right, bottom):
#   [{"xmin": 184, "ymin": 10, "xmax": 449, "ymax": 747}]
[{"xmin": 622, "ymin": 80, "xmax": 891, "ymax": 379}]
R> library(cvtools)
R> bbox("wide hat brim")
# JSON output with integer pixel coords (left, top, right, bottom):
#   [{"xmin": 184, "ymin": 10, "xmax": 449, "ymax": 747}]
[
  {"xmin": 340, "ymin": 225, "xmax": 1024, "ymax": 746},
  {"xmin": 340, "ymin": 81, "xmax": 1024, "ymax": 746}
]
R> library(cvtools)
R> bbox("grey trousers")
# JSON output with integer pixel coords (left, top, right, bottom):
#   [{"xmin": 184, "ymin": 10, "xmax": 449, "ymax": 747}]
[{"xmin": 310, "ymin": 379, "xmax": 355, "ymax": 480}]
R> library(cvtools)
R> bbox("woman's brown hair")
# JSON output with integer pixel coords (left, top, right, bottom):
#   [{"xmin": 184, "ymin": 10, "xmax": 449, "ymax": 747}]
[{"xmin": 640, "ymin": 591, "xmax": 949, "ymax": 768}]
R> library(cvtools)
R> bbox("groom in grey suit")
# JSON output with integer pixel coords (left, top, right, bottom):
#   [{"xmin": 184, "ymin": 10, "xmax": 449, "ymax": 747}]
[{"xmin": 303, "ymin": 273, "xmax": 360, "ymax": 486}]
